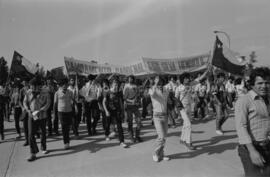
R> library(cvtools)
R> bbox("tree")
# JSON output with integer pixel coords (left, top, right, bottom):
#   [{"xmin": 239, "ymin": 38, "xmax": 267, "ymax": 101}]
[
  {"xmin": 0, "ymin": 57, "xmax": 9, "ymax": 85},
  {"xmin": 244, "ymin": 51, "xmax": 257, "ymax": 76}
]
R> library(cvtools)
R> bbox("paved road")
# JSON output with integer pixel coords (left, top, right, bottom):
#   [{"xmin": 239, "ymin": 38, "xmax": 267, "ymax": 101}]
[{"xmin": 0, "ymin": 113, "xmax": 243, "ymax": 177}]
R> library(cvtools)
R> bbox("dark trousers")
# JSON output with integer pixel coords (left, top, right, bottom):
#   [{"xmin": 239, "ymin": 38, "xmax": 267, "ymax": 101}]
[
  {"xmin": 126, "ymin": 105, "xmax": 141, "ymax": 138},
  {"xmin": 194, "ymin": 97, "xmax": 206, "ymax": 119},
  {"xmin": 142, "ymin": 96, "xmax": 152, "ymax": 119},
  {"xmin": 58, "ymin": 112, "xmax": 72, "ymax": 144},
  {"xmin": 47, "ymin": 109, "xmax": 53, "ymax": 135},
  {"xmin": 14, "ymin": 107, "xmax": 22, "ymax": 134},
  {"xmin": 23, "ymin": 114, "xmax": 29, "ymax": 143},
  {"xmin": 168, "ymin": 107, "xmax": 176, "ymax": 126},
  {"xmin": 85, "ymin": 101, "xmax": 100, "ymax": 135},
  {"xmin": 0, "ymin": 107, "xmax": 4, "ymax": 140},
  {"xmin": 238, "ymin": 143, "xmax": 270, "ymax": 177},
  {"xmin": 104, "ymin": 110, "xmax": 124, "ymax": 143},
  {"xmin": 215, "ymin": 104, "xmax": 228, "ymax": 130},
  {"xmin": 28, "ymin": 118, "xmax": 47, "ymax": 154},
  {"xmin": 72, "ymin": 103, "xmax": 82, "ymax": 136},
  {"xmin": 4, "ymin": 102, "xmax": 10, "ymax": 121}
]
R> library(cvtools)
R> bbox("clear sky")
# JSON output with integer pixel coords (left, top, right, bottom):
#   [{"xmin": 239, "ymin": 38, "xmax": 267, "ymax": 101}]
[{"xmin": 0, "ymin": 0, "xmax": 270, "ymax": 70}]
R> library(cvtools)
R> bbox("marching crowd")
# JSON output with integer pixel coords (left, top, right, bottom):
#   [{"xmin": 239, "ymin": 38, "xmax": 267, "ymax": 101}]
[{"xmin": 0, "ymin": 66, "xmax": 269, "ymax": 176}]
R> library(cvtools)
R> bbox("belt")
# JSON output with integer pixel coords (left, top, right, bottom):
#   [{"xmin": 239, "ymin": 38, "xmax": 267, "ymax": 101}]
[{"xmin": 253, "ymin": 139, "xmax": 270, "ymax": 146}]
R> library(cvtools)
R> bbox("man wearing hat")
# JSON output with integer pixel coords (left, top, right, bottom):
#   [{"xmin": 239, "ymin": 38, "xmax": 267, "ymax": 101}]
[{"xmin": 23, "ymin": 76, "xmax": 51, "ymax": 161}]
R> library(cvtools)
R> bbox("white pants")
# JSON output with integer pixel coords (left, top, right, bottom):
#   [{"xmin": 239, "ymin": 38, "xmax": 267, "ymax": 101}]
[{"xmin": 179, "ymin": 104, "xmax": 192, "ymax": 144}]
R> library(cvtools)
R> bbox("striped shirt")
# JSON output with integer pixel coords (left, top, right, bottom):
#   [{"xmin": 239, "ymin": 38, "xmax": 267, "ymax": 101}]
[
  {"xmin": 54, "ymin": 88, "xmax": 73, "ymax": 113},
  {"xmin": 235, "ymin": 90, "xmax": 270, "ymax": 144}
]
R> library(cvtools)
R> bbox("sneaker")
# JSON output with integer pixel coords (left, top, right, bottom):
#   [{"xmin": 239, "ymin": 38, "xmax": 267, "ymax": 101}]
[
  {"xmin": 109, "ymin": 132, "xmax": 116, "ymax": 138},
  {"xmin": 42, "ymin": 150, "xmax": 49, "ymax": 154},
  {"xmin": 162, "ymin": 156, "xmax": 170, "ymax": 161},
  {"xmin": 216, "ymin": 130, "xmax": 224, "ymax": 135},
  {"xmin": 16, "ymin": 135, "xmax": 22, "ymax": 139},
  {"xmin": 64, "ymin": 143, "xmax": 70, "ymax": 150},
  {"xmin": 179, "ymin": 140, "xmax": 185, "ymax": 145},
  {"xmin": 130, "ymin": 137, "xmax": 136, "ymax": 144},
  {"xmin": 23, "ymin": 142, "xmax": 29, "ymax": 146},
  {"xmin": 105, "ymin": 137, "xmax": 110, "ymax": 141},
  {"xmin": 120, "ymin": 142, "xmax": 128, "ymax": 148},
  {"xmin": 153, "ymin": 155, "xmax": 159, "ymax": 162},
  {"xmin": 27, "ymin": 154, "xmax": 37, "ymax": 162},
  {"xmin": 184, "ymin": 142, "xmax": 196, "ymax": 150}
]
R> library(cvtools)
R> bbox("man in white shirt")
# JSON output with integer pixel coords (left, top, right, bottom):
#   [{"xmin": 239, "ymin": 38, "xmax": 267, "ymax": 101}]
[
  {"xmin": 149, "ymin": 75, "xmax": 183, "ymax": 162},
  {"xmin": 80, "ymin": 74, "xmax": 102, "ymax": 136}
]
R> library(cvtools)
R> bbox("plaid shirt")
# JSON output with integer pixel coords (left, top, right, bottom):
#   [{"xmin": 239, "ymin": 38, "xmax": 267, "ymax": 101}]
[{"xmin": 235, "ymin": 90, "xmax": 270, "ymax": 144}]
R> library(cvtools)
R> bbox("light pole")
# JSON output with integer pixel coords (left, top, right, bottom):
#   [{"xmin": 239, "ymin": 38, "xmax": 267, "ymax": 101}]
[{"xmin": 214, "ymin": 30, "xmax": 231, "ymax": 48}]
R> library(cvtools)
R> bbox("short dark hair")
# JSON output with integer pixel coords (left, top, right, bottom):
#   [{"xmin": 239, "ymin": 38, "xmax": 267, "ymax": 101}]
[
  {"xmin": 58, "ymin": 78, "xmax": 68, "ymax": 86},
  {"xmin": 249, "ymin": 67, "xmax": 270, "ymax": 86},
  {"xmin": 234, "ymin": 78, "xmax": 242, "ymax": 85},
  {"xmin": 29, "ymin": 77, "xmax": 42, "ymax": 86},
  {"xmin": 127, "ymin": 75, "xmax": 135, "ymax": 81},
  {"xmin": 88, "ymin": 74, "xmax": 96, "ymax": 81},
  {"xmin": 179, "ymin": 72, "xmax": 190, "ymax": 84},
  {"xmin": 217, "ymin": 72, "xmax": 225, "ymax": 79}
]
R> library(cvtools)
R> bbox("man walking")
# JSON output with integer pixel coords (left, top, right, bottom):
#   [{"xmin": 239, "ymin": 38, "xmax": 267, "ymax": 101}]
[{"xmin": 235, "ymin": 67, "xmax": 270, "ymax": 176}]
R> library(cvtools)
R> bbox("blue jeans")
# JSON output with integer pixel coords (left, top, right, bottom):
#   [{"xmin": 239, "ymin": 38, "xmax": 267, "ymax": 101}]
[{"xmin": 153, "ymin": 115, "xmax": 168, "ymax": 159}]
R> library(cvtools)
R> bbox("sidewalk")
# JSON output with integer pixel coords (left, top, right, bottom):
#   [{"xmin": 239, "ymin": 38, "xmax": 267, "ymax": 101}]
[{"xmin": 0, "ymin": 114, "xmax": 243, "ymax": 177}]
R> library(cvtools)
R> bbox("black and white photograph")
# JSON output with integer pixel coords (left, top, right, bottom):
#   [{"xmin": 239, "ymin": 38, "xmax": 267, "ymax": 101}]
[{"xmin": 0, "ymin": 0, "xmax": 270, "ymax": 177}]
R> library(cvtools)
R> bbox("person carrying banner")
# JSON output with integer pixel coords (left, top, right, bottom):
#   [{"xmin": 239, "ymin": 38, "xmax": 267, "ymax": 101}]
[
  {"xmin": 123, "ymin": 75, "xmax": 142, "ymax": 143},
  {"xmin": 235, "ymin": 67, "xmax": 270, "ymax": 176},
  {"xmin": 23, "ymin": 76, "xmax": 51, "ymax": 162},
  {"xmin": 150, "ymin": 75, "xmax": 184, "ymax": 162}
]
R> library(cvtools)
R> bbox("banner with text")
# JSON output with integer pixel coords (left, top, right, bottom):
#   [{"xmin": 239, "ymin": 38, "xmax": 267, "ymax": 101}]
[
  {"xmin": 142, "ymin": 53, "xmax": 210, "ymax": 74},
  {"xmin": 64, "ymin": 57, "xmax": 147, "ymax": 76}
]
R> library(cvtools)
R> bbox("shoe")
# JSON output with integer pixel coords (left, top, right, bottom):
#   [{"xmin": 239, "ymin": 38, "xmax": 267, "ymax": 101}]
[
  {"xmin": 105, "ymin": 137, "xmax": 110, "ymax": 141},
  {"xmin": 162, "ymin": 156, "xmax": 170, "ymax": 161},
  {"xmin": 42, "ymin": 150, "xmax": 49, "ymax": 154},
  {"xmin": 136, "ymin": 137, "xmax": 143, "ymax": 143},
  {"xmin": 23, "ymin": 142, "xmax": 29, "ymax": 146},
  {"xmin": 153, "ymin": 155, "xmax": 159, "ymax": 162},
  {"xmin": 130, "ymin": 137, "xmax": 136, "ymax": 143},
  {"xmin": 184, "ymin": 142, "xmax": 196, "ymax": 150},
  {"xmin": 109, "ymin": 132, "xmax": 116, "ymax": 138},
  {"xmin": 27, "ymin": 154, "xmax": 37, "ymax": 162},
  {"xmin": 16, "ymin": 135, "xmax": 22, "ymax": 139},
  {"xmin": 216, "ymin": 130, "xmax": 224, "ymax": 135},
  {"xmin": 179, "ymin": 140, "xmax": 185, "ymax": 145},
  {"xmin": 120, "ymin": 142, "xmax": 128, "ymax": 148},
  {"xmin": 64, "ymin": 143, "xmax": 70, "ymax": 150}
]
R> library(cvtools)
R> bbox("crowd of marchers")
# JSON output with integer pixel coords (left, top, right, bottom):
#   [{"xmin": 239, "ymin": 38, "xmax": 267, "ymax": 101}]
[{"xmin": 0, "ymin": 66, "xmax": 269, "ymax": 177}]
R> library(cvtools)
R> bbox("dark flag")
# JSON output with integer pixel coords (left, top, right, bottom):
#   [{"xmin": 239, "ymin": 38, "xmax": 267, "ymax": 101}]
[
  {"xmin": 50, "ymin": 66, "xmax": 66, "ymax": 81},
  {"xmin": 10, "ymin": 51, "xmax": 39, "ymax": 80},
  {"xmin": 212, "ymin": 36, "xmax": 245, "ymax": 75}
]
